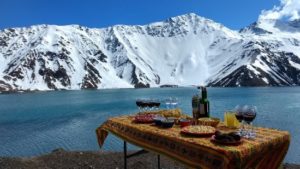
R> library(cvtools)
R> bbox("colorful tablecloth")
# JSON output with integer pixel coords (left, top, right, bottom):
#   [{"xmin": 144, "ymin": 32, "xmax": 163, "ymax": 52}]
[{"xmin": 96, "ymin": 115, "xmax": 290, "ymax": 169}]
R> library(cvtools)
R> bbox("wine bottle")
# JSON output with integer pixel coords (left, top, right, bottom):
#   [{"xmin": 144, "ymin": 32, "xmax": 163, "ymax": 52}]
[
  {"xmin": 199, "ymin": 86, "xmax": 210, "ymax": 118},
  {"xmin": 192, "ymin": 94, "xmax": 200, "ymax": 119}
]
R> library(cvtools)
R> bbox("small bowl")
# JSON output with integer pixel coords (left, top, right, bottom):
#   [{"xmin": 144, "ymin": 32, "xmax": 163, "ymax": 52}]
[
  {"xmin": 198, "ymin": 117, "xmax": 220, "ymax": 127},
  {"xmin": 161, "ymin": 119, "xmax": 175, "ymax": 128},
  {"xmin": 167, "ymin": 117, "xmax": 177, "ymax": 122},
  {"xmin": 153, "ymin": 117, "xmax": 166, "ymax": 126},
  {"xmin": 179, "ymin": 119, "xmax": 191, "ymax": 128}
]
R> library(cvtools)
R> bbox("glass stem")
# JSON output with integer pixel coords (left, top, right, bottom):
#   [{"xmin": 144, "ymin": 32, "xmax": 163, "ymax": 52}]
[
  {"xmin": 240, "ymin": 121, "xmax": 245, "ymax": 136},
  {"xmin": 251, "ymin": 122, "xmax": 255, "ymax": 137}
]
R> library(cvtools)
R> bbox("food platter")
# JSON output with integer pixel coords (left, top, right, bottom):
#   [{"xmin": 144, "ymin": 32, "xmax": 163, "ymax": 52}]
[
  {"xmin": 134, "ymin": 114, "xmax": 156, "ymax": 123},
  {"xmin": 181, "ymin": 125, "xmax": 216, "ymax": 136},
  {"xmin": 210, "ymin": 135, "xmax": 243, "ymax": 145},
  {"xmin": 210, "ymin": 131, "xmax": 243, "ymax": 145}
]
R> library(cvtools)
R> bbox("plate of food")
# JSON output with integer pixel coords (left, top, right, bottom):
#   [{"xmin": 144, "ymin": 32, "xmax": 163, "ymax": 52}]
[
  {"xmin": 134, "ymin": 114, "xmax": 156, "ymax": 123},
  {"xmin": 210, "ymin": 131, "xmax": 242, "ymax": 145},
  {"xmin": 181, "ymin": 125, "xmax": 216, "ymax": 136}
]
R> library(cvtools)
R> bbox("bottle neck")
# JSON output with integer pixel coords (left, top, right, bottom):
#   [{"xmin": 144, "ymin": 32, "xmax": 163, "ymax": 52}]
[{"xmin": 201, "ymin": 87, "xmax": 207, "ymax": 99}]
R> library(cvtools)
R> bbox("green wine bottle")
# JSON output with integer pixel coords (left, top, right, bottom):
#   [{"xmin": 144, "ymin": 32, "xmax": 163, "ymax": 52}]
[
  {"xmin": 199, "ymin": 86, "xmax": 210, "ymax": 118},
  {"xmin": 192, "ymin": 94, "xmax": 200, "ymax": 119}
]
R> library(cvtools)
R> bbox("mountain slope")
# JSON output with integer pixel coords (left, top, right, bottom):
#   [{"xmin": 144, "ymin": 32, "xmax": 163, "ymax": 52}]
[
  {"xmin": 209, "ymin": 17, "xmax": 300, "ymax": 87},
  {"xmin": 0, "ymin": 13, "xmax": 300, "ymax": 91}
]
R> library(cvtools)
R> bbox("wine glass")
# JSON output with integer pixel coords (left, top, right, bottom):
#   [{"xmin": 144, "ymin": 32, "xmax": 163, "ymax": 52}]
[
  {"xmin": 171, "ymin": 97, "xmax": 178, "ymax": 109},
  {"xmin": 139, "ymin": 99, "xmax": 148, "ymax": 112},
  {"xmin": 165, "ymin": 98, "xmax": 172, "ymax": 109},
  {"xmin": 136, "ymin": 99, "xmax": 143, "ymax": 113},
  {"xmin": 243, "ymin": 106, "xmax": 257, "ymax": 139},
  {"xmin": 234, "ymin": 105, "xmax": 244, "ymax": 136},
  {"xmin": 147, "ymin": 99, "xmax": 153, "ymax": 111},
  {"xmin": 149, "ymin": 98, "xmax": 158, "ymax": 111},
  {"xmin": 144, "ymin": 98, "xmax": 151, "ymax": 112},
  {"xmin": 153, "ymin": 99, "xmax": 161, "ymax": 111}
]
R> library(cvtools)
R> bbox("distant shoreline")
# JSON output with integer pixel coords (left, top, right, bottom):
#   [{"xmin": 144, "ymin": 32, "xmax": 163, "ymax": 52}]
[{"xmin": 1, "ymin": 85, "xmax": 300, "ymax": 95}]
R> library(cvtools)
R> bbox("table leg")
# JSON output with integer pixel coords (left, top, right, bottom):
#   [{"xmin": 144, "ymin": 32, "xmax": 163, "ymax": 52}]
[
  {"xmin": 123, "ymin": 141, "xmax": 159, "ymax": 169},
  {"xmin": 124, "ymin": 141, "xmax": 127, "ymax": 169},
  {"xmin": 158, "ymin": 154, "xmax": 161, "ymax": 169}
]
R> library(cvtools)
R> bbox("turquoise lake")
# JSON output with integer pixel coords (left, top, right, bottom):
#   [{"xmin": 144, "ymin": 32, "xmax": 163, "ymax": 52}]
[{"xmin": 0, "ymin": 87, "xmax": 299, "ymax": 163}]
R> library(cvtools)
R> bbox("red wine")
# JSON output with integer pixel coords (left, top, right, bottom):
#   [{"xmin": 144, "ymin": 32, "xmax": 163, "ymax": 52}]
[
  {"xmin": 235, "ymin": 113, "xmax": 244, "ymax": 122},
  {"xmin": 243, "ymin": 113, "xmax": 256, "ymax": 123},
  {"xmin": 148, "ymin": 102, "xmax": 156, "ymax": 108},
  {"xmin": 140, "ymin": 102, "xmax": 148, "ymax": 108},
  {"xmin": 136, "ymin": 101, "xmax": 143, "ymax": 107},
  {"xmin": 137, "ymin": 100, "xmax": 160, "ymax": 109},
  {"xmin": 153, "ymin": 102, "xmax": 160, "ymax": 107}
]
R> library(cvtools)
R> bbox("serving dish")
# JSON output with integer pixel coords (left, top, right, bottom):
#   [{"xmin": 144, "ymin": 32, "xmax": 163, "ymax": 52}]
[{"xmin": 181, "ymin": 125, "xmax": 216, "ymax": 136}]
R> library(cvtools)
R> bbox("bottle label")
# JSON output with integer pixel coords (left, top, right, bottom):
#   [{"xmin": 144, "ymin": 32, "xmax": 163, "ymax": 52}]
[
  {"xmin": 199, "ymin": 104, "xmax": 205, "ymax": 115},
  {"xmin": 193, "ymin": 108, "xmax": 199, "ymax": 119}
]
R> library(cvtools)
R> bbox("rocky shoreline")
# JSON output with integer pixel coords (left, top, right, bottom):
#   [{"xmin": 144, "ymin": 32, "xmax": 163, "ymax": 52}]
[{"xmin": 0, "ymin": 149, "xmax": 299, "ymax": 169}]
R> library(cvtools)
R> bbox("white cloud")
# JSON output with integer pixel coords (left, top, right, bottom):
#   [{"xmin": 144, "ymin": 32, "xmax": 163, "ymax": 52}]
[{"xmin": 259, "ymin": 0, "xmax": 300, "ymax": 21}]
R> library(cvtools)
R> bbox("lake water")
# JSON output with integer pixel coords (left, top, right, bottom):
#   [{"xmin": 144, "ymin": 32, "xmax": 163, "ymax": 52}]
[{"xmin": 0, "ymin": 87, "xmax": 299, "ymax": 163}]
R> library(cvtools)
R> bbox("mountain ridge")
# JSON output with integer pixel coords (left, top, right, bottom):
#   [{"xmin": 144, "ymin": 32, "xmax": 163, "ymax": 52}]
[{"xmin": 0, "ymin": 13, "xmax": 300, "ymax": 92}]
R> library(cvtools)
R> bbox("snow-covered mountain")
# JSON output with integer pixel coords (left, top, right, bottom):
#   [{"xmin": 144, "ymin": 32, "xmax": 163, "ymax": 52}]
[{"xmin": 0, "ymin": 13, "xmax": 300, "ymax": 92}]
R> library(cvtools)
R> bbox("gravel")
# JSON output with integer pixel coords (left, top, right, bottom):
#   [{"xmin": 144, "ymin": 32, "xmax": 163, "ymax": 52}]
[{"xmin": 0, "ymin": 149, "xmax": 299, "ymax": 169}]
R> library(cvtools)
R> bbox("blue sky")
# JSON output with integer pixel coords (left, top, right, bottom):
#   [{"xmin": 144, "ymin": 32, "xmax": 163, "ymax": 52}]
[{"xmin": 0, "ymin": 0, "xmax": 280, "ymax": 30}]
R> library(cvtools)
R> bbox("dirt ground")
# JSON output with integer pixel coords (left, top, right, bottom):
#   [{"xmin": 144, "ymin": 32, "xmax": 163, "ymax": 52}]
[{"xmin": 0, "ymin": 149, "xmax": 299, "ymax": 169}]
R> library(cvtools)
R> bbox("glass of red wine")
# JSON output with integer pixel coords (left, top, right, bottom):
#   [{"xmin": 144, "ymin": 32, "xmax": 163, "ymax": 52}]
[
  {"xmin": 148, "ymin": 99, "xmax": 159, "ymax": 111},
  {"xmin": 243, "ymin": 106, "xmax": 257, "ymax": 139},
  {"xmin": 142, "ymin": 99, "xmax": 150, "ymax": 112},
  {"xmin": 234, "ymin": 105, "xmax": 244, "ymax": 136},
  {"xmin": 136, "ymin": 99, "xmax": 144, "ymax": 113},
  {"xmin": 136, "ymin": 98, "xmax": 160, "ymax": 112},
  {"xmin": 152, "ymin": 99, "xmax": 161, "ymax": 110}
]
